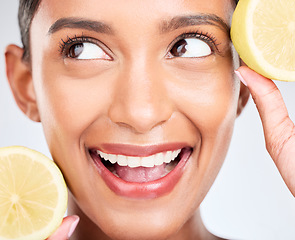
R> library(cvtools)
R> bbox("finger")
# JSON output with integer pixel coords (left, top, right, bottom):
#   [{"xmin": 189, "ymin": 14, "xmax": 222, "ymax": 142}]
[
  {"xmin": 46, "ymin": 215, "xmax": 79, "ymax": 240},
  {"xmin": 235, "ymin": 66, "xmax": 293, "ymax": 157},
  {"xmin": 236, "ymin": 66, "xmax": 295, "ymax": 196}
]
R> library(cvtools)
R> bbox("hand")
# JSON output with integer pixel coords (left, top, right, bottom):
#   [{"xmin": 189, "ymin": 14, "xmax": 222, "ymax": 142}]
[
  {"xmin": 235, "ymin": 66, "xmax": 295, "ymax": 197},
  {"xmin": 46, "ymin": 215, "xmax": 79, "ymax": 240}
]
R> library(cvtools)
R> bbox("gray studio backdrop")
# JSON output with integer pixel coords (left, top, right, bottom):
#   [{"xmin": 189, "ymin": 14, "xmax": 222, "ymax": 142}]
[{"xmin": 1, "ymin": 1, "xmax": 295, "ymax": 239}]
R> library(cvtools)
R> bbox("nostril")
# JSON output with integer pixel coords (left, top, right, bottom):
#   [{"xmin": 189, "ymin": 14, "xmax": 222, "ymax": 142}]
[
  {"xmin": 108, "ymin": 99, "xmax": 173, "ymax": 134},
  {"xmin": 107, "ymin": 67, "xmax": 174, "ymax": 133},
  {"xmin": 110, "ymin": 107, "xmax": 170, "ymax": 133}
]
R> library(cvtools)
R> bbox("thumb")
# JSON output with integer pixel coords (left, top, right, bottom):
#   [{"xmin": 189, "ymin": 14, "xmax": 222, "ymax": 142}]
[{"xmin": 47, "ymin": 215, "xmax": 79, "ymax": 240}]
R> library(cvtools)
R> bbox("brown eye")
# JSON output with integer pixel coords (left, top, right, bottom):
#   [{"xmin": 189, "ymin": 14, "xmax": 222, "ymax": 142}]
[
  {"xmin": 69, "ymin": 43, "xmax": 84, "ymax": 58},
  {"xmin": 170, "ymin": 39, "xmax": 188, "ymax": 57},
  {"xmin": 66, "ymin": 42, "xmax": 111, "ymax": 60},
  {"xmin": 169, "ymin": 38, "xmax": 212, "ymax": 58}
]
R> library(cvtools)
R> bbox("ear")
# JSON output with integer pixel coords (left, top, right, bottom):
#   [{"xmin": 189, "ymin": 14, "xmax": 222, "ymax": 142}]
[
  {"xmin": 5, "ymin": 44, "xmax": 40, "ymax": 122},
  {"xmin": 236, "ymin": 60, "xmax": 250, "ymax": 117}
]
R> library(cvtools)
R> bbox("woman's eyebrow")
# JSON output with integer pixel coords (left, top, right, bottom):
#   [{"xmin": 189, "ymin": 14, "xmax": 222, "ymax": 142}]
[
  {"xmin": 48, "ymin": 17, "xmax": 114, "ymax": 35},
  {"xmin": 47, "ymin": 14, "xmax": 229, "ymax": 36},
  {"xmin": 160, "ymin": 14, "xmax": 230, "ymax": 35}
]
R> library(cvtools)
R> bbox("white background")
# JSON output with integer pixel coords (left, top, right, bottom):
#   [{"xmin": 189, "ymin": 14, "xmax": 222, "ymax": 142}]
[{"xmin": 1, "ymin": 1, "xmax": 295, "ymax": 239}]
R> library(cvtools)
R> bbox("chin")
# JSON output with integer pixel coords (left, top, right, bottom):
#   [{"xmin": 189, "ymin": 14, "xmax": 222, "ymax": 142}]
[{"xmin": 101, "ymin": 216, "xmax": 181, "ymax": 240}]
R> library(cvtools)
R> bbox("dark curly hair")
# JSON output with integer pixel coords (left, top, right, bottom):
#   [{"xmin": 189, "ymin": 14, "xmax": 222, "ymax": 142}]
[{"xmin": 18, "ymin": 0, "xmax": 239, "ymax": 61}]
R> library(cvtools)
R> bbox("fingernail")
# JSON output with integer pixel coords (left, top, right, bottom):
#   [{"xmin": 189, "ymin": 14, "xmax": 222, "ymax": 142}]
[
  {"xmin": 235, "ymin": 70, "xmax": 248, "ymax": 86},
  {"xmin": 67, "ymin": 217, "xmax": 80, "ymax": 239}
]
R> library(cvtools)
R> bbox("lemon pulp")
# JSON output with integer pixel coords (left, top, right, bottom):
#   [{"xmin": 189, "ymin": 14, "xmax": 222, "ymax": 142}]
[
  {"xmin": 231, "ymin": 0, "xmax": 295, "ymax": 81},
  {"xmin": 0, "ymin": 146, "xmax": 67, "ymax": 240}
]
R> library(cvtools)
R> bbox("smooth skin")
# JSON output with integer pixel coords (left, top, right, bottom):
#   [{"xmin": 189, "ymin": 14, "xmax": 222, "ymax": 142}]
[{"xmin": 5, "ymin": 0, "xmax": 295, "ymax": 239}]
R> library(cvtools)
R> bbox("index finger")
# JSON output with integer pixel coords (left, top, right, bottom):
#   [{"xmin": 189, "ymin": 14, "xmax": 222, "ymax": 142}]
[{"xmin": 236, "ymin": 66, "xmax": 295, "ymax": 196}]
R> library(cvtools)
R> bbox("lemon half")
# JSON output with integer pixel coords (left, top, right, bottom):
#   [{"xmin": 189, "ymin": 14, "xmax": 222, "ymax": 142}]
[
  {"xmin": 0, "ymin": 146, "xmax": 67, "ymax": 240},
  {"xmin": 231, "ymin": 0, "xmax": 295, "ymax": 81}
]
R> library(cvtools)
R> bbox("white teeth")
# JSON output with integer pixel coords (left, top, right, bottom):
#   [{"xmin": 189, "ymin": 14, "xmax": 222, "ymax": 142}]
[
  {"xmin": 100, "ymin": 152, "xmax": 116, "ymax": 164},
  {"xmin": 164, "ymin": 151, "xmax": 172, "ymax": 163},
  {"xmin": 97, "ymin": 149, "xmax": 181, "ymax": 168},
  {"xmin": 127, "ymin": 156, "xmax": 141, "ymax": 168},
  {"xmin": 117, "ymin": 155, "xmax": 128, "ymax": 166},
  {"xmin": 154, "ymin": 152, "xmax": 164, "ymax": 166},
  {"xmin": 173, "ymin": 150, "xmax": 178, "ymax": 158},
  {"xmin": 141, "ymin": 155, "xmax": 155, "ymax": 168}
]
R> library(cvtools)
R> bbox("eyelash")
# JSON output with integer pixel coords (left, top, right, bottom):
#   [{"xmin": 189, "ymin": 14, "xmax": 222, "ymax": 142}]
[
  {"xmin": 169, "ymin": 30, "xmax": 220, "ymax": 53},
  {"xmin": 58, "ymin": 30, "xmax": 220, "ymax": 58},
  {"xmin": 59, "ymin": 35, "xmax": 100, "ymax": 57}
]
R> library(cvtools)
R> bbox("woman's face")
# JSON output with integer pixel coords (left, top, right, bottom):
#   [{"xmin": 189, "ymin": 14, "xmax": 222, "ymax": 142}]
[{"xmin": 29, "ymin": 0, "xmax": 241, "ymax": 239}]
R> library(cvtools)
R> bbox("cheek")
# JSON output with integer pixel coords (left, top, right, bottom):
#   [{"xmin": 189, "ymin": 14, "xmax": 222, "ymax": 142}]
[
  {"xmin": 166, "ymin": 47, "xmax": 239, "ymax": 135},
  {"xmin": 167, "ymin": 65, "xmax": 239, "ymax": 198},
  {"xmin": 169, "ymin": 72, "xmax": 239, "ymax": 136},
  {"xmin": 32, "ymin": 65, "xmax": 118, "ymax": 196},
  {"xmin": 34, "ymin": 66, "xmax": 116, "ymax": 145}
]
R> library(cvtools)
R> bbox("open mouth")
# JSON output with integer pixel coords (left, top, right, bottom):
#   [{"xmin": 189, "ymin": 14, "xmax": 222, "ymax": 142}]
[
  {"xmin": 89, "ymin": 145, "xmax": 192, "ymax": 199},
  {"xmin": 95, "ymin": 148, "xmax": 183, "ymax": 183}
]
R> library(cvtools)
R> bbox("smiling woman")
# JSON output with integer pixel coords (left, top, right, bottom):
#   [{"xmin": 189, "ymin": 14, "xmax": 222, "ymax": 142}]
[
  {"xmin": 7, "ymin": 1, "xmax": 244, "ymax": 239},
  {"xmin": 3, "ymin": 0, "xmax": 295, "ymax": 239}
]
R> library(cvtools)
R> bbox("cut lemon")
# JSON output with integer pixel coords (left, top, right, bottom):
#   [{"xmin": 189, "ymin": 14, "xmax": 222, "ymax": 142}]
[
  {"xmin": 231, "ymin": 0, "xmax": 295, "ymax": 81},
  {"xmin": 0, "ymin": 146, "xmax": 67, "ymax": 240}
]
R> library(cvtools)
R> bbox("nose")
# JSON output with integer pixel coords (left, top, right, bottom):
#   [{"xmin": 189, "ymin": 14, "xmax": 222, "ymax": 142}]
[{"xmin": 108, "ymin": 60, "xmax": 173, "ymax": 134}]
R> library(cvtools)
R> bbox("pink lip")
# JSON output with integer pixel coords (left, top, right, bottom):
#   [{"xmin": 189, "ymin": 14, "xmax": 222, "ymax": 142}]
[
  {"xmin": 89, "ymin": 143, "xmax": 192, "ymax": 199},
  {"xmin": 99, "ymin": 142, "xmax": 188, "ymax": 157}
]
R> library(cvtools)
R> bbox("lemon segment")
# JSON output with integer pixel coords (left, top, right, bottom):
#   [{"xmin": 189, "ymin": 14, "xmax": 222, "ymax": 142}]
[
  {"xmin": 231, "ymin": 0, "xmax": 295, "ymax": 81},
  {"xmin": 0, "ymin": 146, "xmax": 68, "ymax": 240}
]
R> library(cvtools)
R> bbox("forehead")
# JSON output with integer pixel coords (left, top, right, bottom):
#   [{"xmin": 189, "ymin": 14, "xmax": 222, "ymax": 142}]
[{"xmin": 34, "ymin": 0, "xmax": 234, "ymax": 29}]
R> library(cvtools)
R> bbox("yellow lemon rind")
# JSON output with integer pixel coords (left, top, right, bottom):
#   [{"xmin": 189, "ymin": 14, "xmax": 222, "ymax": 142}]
[
  {"xmin": 0, "ymin": 146, "xmax": 68, "ymax": 240},
  {"xmin": 231, "ymin": 0, "xmax": 295, "ymax": 82}
]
